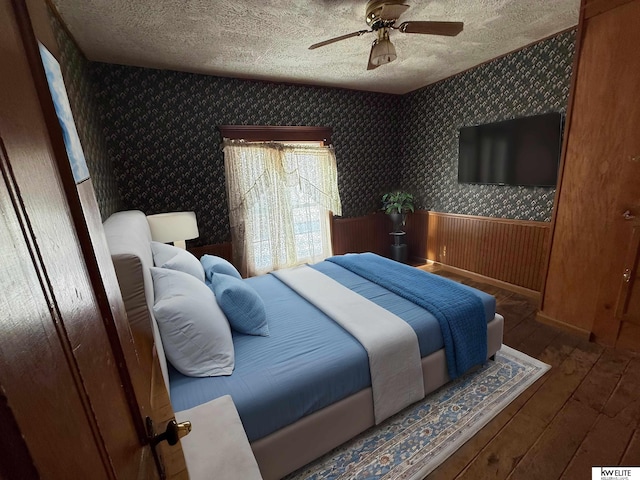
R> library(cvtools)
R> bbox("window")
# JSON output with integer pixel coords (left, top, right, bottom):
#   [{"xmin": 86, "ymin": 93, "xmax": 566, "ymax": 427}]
[{"xmin": 221, "ymin": 127, "xmax": 341, "ymax": 277}]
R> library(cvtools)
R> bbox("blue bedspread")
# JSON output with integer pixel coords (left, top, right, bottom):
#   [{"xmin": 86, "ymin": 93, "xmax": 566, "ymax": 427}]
[
  {"xmin": 170, "ymin": 272, "xmax": 372, "ymax": 441},
  {"xmin": 328, "ymin": 253, "xmax": 487, "ymax": 378},
  {"xmin": 169, "ymin": 258, "xmax": 495, "ymax": 442}
]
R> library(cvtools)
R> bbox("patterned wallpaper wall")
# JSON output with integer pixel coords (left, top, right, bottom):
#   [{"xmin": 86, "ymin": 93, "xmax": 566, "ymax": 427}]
[
  {"xmin": 49, "ymin": 13, "xmax": 123, "ymax": 220},
  {"xmin": 53, "ymin": 23, "xmax": 574, "ymax": 239},
  {"xmin": 400, "ymin": 30, "xmax": 576, "ymax": 222},
  {"xmin": 90, "ymin": 66, "xmax": 403, "ymax": 245}
]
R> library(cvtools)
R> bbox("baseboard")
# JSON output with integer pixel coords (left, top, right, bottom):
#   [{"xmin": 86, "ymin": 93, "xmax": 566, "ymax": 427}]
[
  {"xmin": 409, "ymin": 256, "xmax": 429, "ymax": 266},
  {"xmin": 536, "ymin": 311, "xmax": 591, "ymax": 340},
  {"xmin": 425, "ymin": 261, "xmax": 541, "ymax": 302}
]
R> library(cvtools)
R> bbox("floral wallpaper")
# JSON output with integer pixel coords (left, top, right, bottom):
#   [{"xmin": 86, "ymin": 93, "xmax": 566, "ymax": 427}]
[
  {"xmin": 401, "ymin": 30, "xmax": 575, "ymax": 221},
  {"xmin": 49, "ymin": 13, "xmax": 123, "ymax": 220},
  {"xmin": 90, "ymin": 66, "xmax": 403, "ymax": 245},
  {"xmin": 51, "ymin": 15, "xmax": 574, "ymax": 241}
]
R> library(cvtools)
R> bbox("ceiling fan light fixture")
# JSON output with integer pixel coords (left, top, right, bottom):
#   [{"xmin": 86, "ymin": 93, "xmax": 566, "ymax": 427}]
[
  {"xmin": 371, "ymin": 34, "xmax": 397, "ymax": 66},
  {"xmin": 308, "ymin": 1, "xmax": 464, "ymax": 69}
]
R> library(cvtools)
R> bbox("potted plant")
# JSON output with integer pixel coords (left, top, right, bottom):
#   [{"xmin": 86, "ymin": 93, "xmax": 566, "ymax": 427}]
[{"xmin": 381, "ymin": 191, "xmax": 415, "ymax": 232}]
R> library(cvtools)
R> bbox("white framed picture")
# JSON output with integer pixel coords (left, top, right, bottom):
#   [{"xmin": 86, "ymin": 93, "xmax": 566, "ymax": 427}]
[{"xmin": 38, "ymin": 42, "xmax": 90, "ymax": 184}]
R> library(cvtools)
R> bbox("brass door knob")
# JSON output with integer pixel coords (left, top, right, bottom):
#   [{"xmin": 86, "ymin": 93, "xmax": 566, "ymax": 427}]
[{"xmin": 148, "ymin": 418, "xmax": 192, "ymax": 447}]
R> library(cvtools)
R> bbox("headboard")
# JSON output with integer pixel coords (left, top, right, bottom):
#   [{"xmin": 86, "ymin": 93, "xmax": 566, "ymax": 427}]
[{"xmin": 102, "ymin": 210, "xmax": 170, "ymax": 391}]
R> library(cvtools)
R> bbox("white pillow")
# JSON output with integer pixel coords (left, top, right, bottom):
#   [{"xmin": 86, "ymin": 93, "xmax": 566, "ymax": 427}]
[
  {"xmin": 151, "ymin": 241, "xmax": 205, "ymax": 282},
  {"xmin": 150, "ymin": 267, "xmax": 234, "ymax": 377}
]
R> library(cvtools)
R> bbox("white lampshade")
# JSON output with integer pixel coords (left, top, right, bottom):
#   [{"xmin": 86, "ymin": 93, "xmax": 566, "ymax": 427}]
[
  {"xmin": 371, "ymin": 37, "xmax": 397, "ymax": 66},
  {"xmin": 146, "ymin": 211, "xmax": 199, "ymax": 249}
]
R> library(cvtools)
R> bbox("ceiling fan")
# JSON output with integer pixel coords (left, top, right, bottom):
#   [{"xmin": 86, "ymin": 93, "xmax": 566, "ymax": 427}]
[{"xmin": 309, "ymin": 0, "xmax": 464, "ymax": 70}]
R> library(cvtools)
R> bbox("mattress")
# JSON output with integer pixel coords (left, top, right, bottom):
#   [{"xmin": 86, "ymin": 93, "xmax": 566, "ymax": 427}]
[{"xmin": 169, "ymin": 262, "xmax": 495, "ymax": 442}]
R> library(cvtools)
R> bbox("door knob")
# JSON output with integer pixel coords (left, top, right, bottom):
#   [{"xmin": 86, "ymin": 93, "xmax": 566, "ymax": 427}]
[
  {"xmin": 623, "ymin": 268, "xmax": 632, "ymax": 283},
  {"xmin": 623, "ymin": 210, "xmax": 636, "ymax": 220},
  {"xmin": 147, "ymin": 417, "xmax": 192, "ymax": 446}
]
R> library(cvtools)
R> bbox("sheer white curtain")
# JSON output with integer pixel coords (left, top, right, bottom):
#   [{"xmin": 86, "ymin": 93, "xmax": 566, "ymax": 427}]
[{"xmin": 223, "ymin": 140, "xmax": 342, "ymax": 277}]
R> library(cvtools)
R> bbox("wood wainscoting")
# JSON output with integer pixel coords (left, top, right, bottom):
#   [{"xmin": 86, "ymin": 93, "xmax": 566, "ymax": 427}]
[
  {"xmin": 191, "ymin": 212, "xmax": 400, "ymax": 265},
  {"xmin": 404, "ymin": 210, "xmax": 430, "ymax": 263},
  {"xmin": 332, "ymin": 210, "xmax": 550, "ymax": 295},
  {"xmin": 202, "ymin": 211, "xmax": 550, "ymax": 297},
  {"xmin": 331, "ymin": 212, "xmax": 390, "ymax": 257},
  {"xmin": 188, "ymin": 242, "xmax": 233, "ymax": 262},
  {"xmin": 427, "ymin": 212, "xmax": 550, "ymax": 293},
  {"xmin": 331, "ymin": 210, "xmax": 430, "ymax": 260}
]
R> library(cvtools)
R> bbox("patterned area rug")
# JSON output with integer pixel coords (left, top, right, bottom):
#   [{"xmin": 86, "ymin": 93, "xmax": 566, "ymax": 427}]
[{"xmin": 286, "ymin": 345, "xmax": 550, "ymax": 480}]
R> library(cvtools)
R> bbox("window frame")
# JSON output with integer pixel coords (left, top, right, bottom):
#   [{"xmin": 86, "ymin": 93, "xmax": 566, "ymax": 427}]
[
  {"xmin": 220, "ymin": 126, "xmax": 337, "ymax": 276},
  {"xmin": 218, "ymin": 125, "xmax": 332, "ymax": 144}
]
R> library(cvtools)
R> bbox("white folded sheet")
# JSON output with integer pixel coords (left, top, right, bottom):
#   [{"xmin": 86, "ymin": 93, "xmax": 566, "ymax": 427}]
[{"xmin": 272, "ymin": 265, "xmax": 424, "ymax": 423}]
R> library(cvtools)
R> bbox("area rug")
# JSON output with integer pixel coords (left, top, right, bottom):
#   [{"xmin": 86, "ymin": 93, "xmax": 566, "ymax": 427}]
[{"xmin": 285, "ymin": 345, "xmax": 550, "ymax": 480}]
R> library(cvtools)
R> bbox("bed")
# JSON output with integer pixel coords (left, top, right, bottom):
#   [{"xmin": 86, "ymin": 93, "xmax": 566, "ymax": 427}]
[{"xmin": 103, "ymin": 210, "xmax": 504, "ymax": 480}]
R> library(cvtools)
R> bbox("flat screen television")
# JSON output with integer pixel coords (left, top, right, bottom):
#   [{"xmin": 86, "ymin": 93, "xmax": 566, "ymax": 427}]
[{"xmin": 457, "ymin": 112, "xmax": 563, "ymax": 187}]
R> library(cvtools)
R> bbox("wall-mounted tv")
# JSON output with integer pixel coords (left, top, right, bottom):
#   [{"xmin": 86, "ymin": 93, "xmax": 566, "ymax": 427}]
[{"xmin": 458, "ymin": 112, "xmax": 563, "ymax": 187}]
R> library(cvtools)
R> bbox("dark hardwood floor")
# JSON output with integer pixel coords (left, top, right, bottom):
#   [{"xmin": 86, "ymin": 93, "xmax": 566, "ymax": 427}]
[{"xmin": 420, "ymin": 264, "xmax": 640, "ymax": 480}]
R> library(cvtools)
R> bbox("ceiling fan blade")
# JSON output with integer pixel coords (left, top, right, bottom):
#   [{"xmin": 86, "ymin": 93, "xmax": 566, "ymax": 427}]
[
  {"xmin": 398, "ymin": 21, "xmax": 464, "ymax": 36},
  {"xmin": 309, "ymin": 30, "xmax": 370, "ymax": 50},
  {"xmin": 379, "ymin": 3, "xmax": 410, "ymax": 20},
  {"xmin": 367, "ymin": 43, "xmax": 379, "ymax": 70}
]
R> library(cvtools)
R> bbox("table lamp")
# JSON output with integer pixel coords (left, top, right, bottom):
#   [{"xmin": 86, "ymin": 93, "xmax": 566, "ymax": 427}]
[{"xmin": 146, "ymin": 211, "xmax": 199, "ymax": 249}]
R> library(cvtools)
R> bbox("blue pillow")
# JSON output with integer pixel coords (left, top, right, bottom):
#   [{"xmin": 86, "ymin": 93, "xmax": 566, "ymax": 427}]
[
  {"xmin": 201, "ymin": 254, "xmax": 242, "ymax": 282},
  {"xmin": 209, "ymin": 273, "xmax": 269, "ymax": 336}
]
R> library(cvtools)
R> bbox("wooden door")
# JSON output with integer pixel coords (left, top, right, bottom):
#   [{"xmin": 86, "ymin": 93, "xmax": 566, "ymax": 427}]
[
  {"xmin": 0, "ymin": 1, "xmax": 187, "ymax": 477},
  {"xmin": 613, "ymin": 222, "xmax": 640, "ymax": 351},
  {"xmin": 585, "ymin": 0, "xmax": 640, "ymax": 344},
  {"xmin": 540, "ymin": 0, "xmax": 640, "ymax": 339}
]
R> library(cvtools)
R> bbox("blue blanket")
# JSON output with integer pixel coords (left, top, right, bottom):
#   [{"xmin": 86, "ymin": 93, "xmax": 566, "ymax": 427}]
[{"xmin": 327, "ymin": 253, "xmax": 488, "ymax": 379}]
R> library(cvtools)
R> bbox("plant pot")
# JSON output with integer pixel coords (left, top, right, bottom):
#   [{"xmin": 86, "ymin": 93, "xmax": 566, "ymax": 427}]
[{"xmin": 388, "ymin": 212, "xmax": 406, "ymax": 232}]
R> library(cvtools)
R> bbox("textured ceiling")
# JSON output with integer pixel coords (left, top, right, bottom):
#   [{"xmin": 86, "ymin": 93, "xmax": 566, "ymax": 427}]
[{"xmin": 52, "ymin": 0, "xmax": 580, "ymax": 95}]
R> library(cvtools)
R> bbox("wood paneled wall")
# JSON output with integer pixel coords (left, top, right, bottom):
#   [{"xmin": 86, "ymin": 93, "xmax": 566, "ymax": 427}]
[
  {"xmin": 331, "ymin": 213, "xmax": 389, "ymax": 257},
  {"xmin": 216, "ymin": 210, "xmax": 549, "ymax": 293},
  {"xmin": 197, "ymin": 213, "xmax": 412, "ymax": 264},
  {"xmin": 427, "ymin": 212, "xmax": 550, "ymax": 292},
  {"xmin": 404, "ymin": 210, "xmax": 430, "ymax": 263},
  {"xmin": 332, "ymin": 210, "xmax": 550, "ymax": 292},
  {"xmin": 188, "ymin": 242, "xmax": 233, "ymax": 262}
]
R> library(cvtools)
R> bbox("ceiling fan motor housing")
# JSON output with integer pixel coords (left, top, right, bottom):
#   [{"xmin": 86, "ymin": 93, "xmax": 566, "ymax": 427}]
[{"xmin": 366, "ymin": 0, "xmax": 409, "ymax": 30}]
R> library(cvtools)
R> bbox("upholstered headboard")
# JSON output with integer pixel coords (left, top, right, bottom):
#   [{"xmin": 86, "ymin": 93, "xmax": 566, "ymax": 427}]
[{"xmin": 102, "ymin": 210, "xmax": 170, "ymax": 391}]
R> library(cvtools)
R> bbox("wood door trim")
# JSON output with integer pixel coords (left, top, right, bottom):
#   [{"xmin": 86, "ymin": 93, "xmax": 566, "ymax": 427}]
[
  {"xmin": 538, "ymin": 0, "xmax": 587, "ymax": 311},
  {"xmin": 584, "ymin": 0, "xmax": 637, "ymax": 18},
  {"xmin": 535, "ymin": 311, "xmax": 592, "ymax": 339}
]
